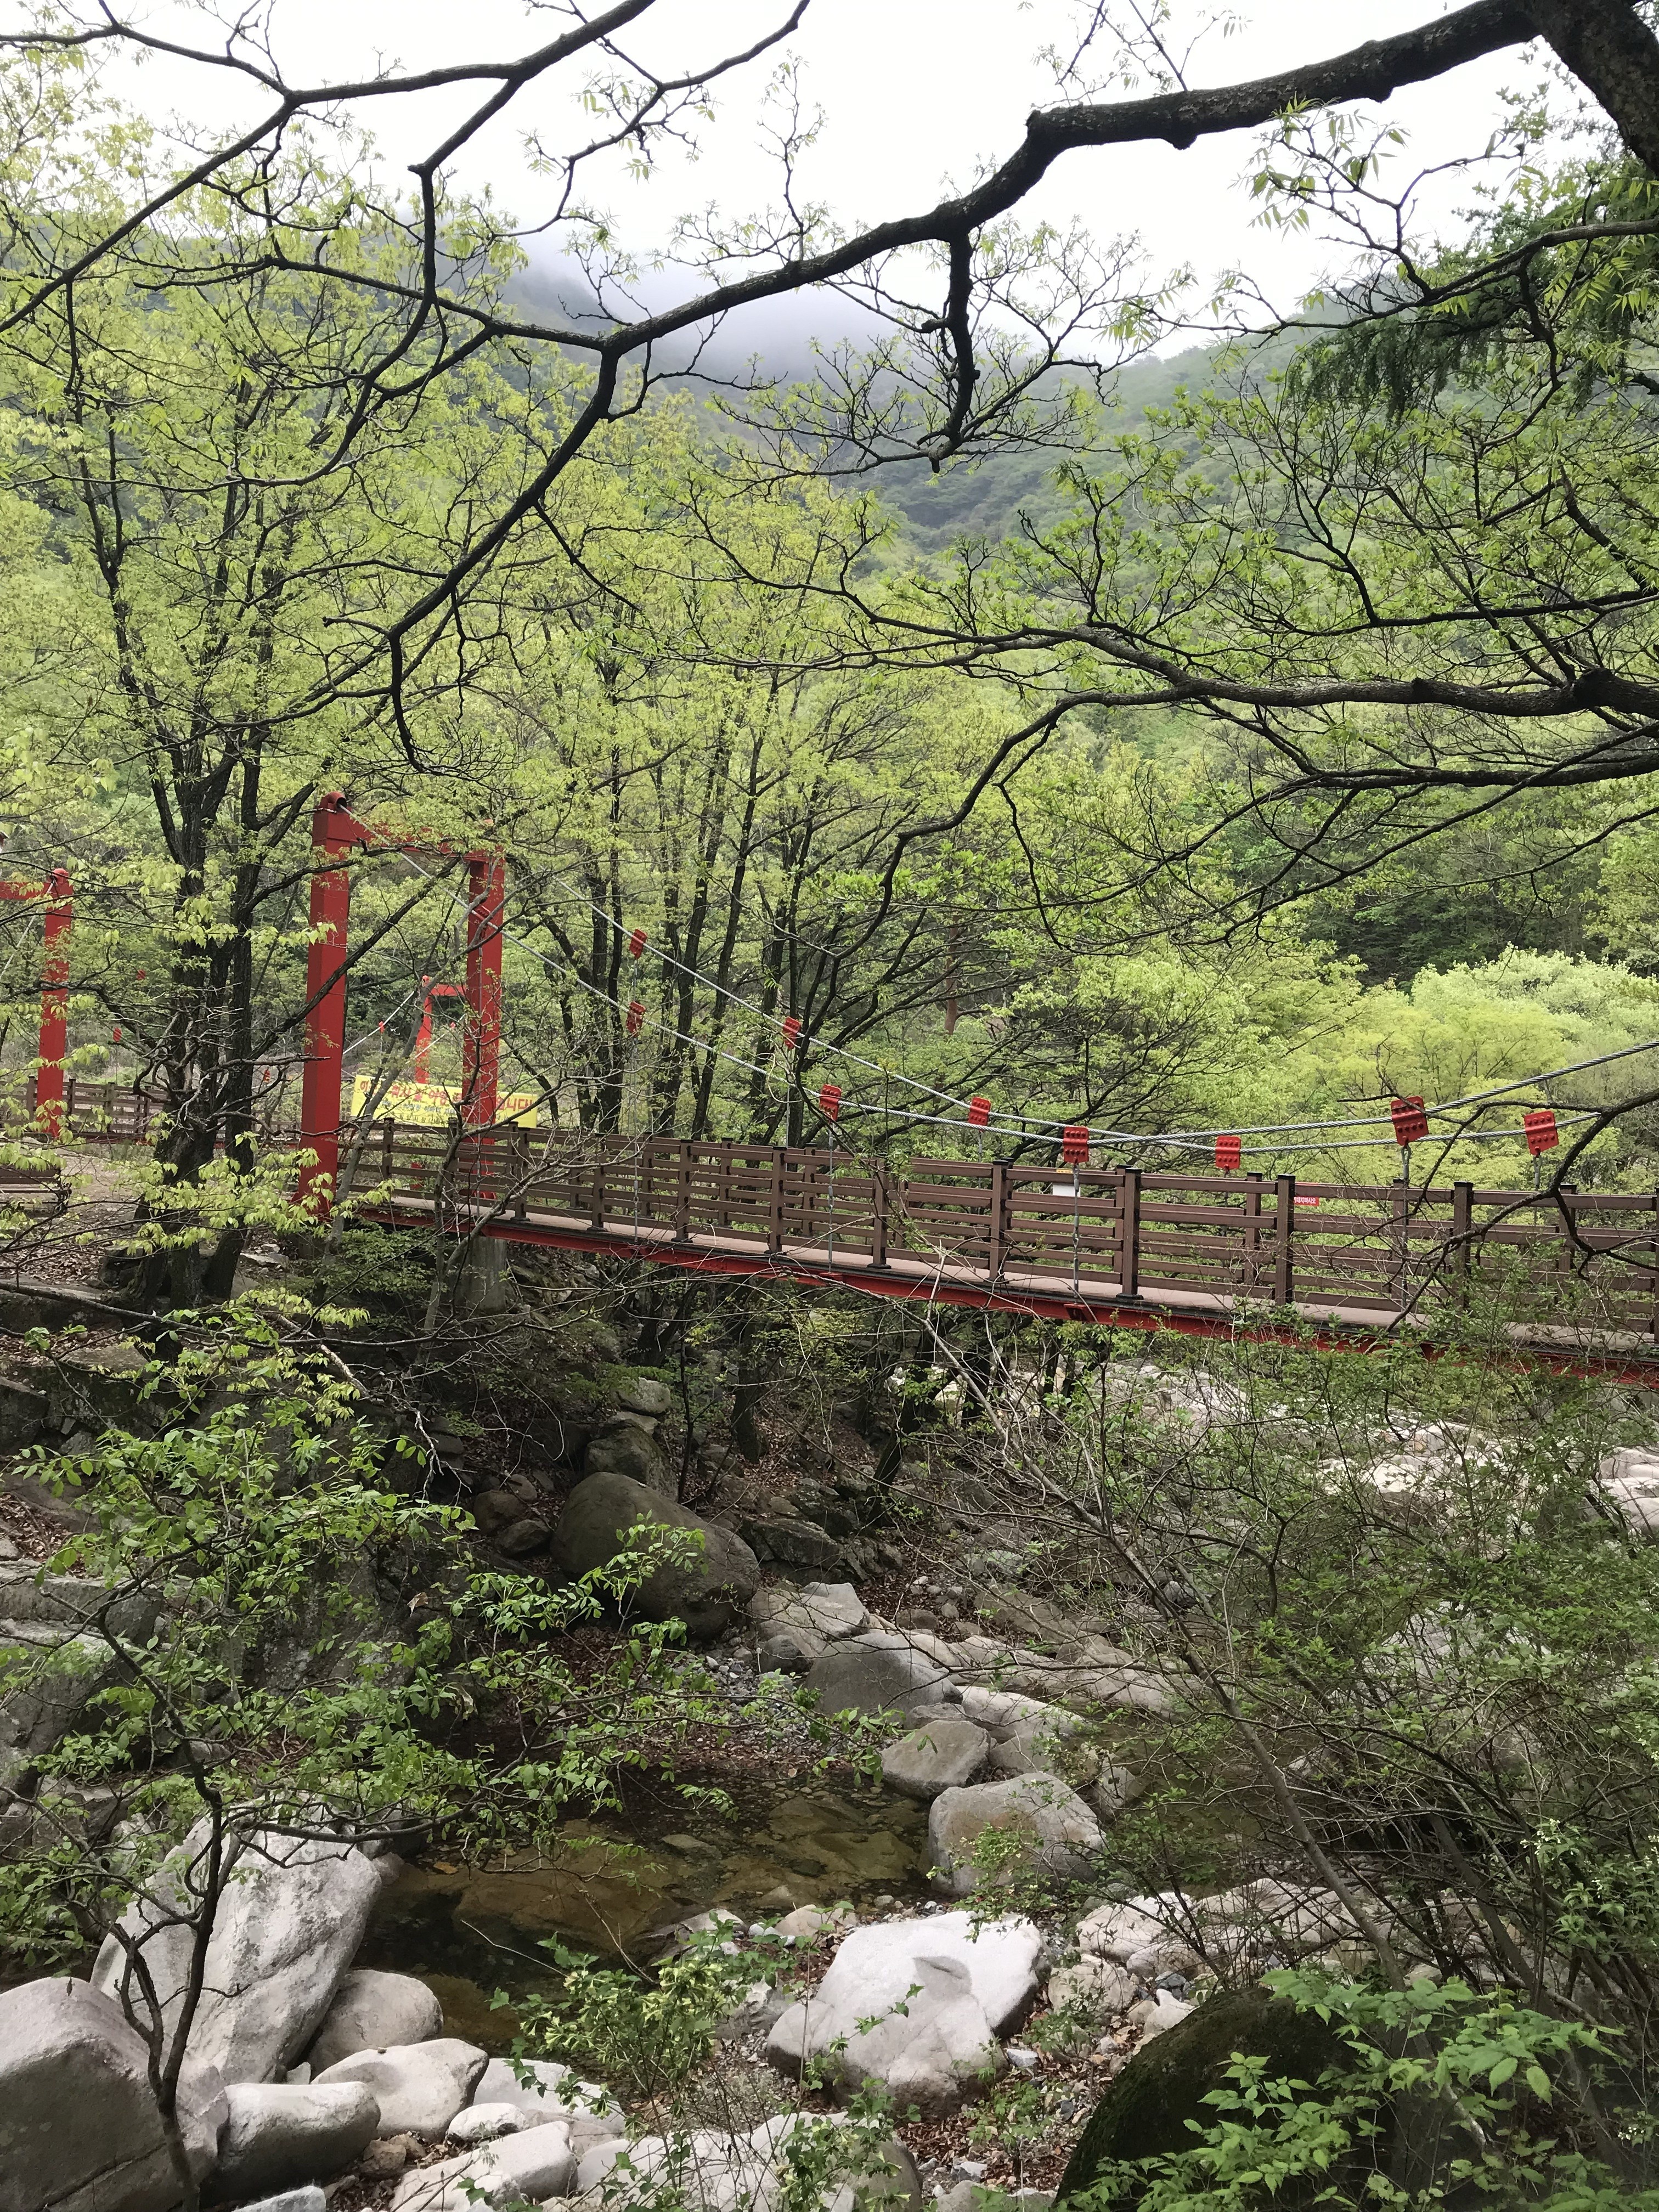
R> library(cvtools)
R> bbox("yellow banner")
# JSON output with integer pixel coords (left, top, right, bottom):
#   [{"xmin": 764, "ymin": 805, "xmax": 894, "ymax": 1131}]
[{"xmin": 351, "ymin": 1076, "xmax": 540, "ymax": 1128}]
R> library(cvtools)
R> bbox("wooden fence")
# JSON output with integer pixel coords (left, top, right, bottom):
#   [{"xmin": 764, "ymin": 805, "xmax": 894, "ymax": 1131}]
[{"xmin": 337, "ymin": 1124, "xmax": 1659, "ymax": 1335}]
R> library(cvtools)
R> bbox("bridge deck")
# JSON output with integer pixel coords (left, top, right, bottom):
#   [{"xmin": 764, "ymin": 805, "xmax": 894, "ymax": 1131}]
[{"xmin": 336, "ymin": 1124, "xmax": 1659, "ymax": 1379}]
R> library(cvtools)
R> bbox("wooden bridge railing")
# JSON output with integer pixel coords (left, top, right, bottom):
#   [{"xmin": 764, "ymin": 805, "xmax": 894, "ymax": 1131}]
[{"xmin": 337, "ymin": 1124, "xmax": 1659, "ymax": 1335}]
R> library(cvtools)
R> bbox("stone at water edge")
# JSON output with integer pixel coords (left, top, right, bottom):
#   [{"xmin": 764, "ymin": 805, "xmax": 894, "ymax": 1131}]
[
  {"xmin": 232, "ymin": 2193, "xmax": 325, "ymax": 2212},
  {"xmin": 1054, "ymin": 1991, "xmax": 1356, "ymax": 2204},
  {"xmin": 881, "ymin": 1714, "xmax": 991, "ymax": 1801},
  {"xmin": 0, "ymin": 1975, "xmax": 227, "ymax": 2212},
  {"xmin": 765, "ymin": 1910, "xmax": 1041, "ymax": 2118},
  {"xmin": 208, "ymin": 2080, "xmax": 380, "ymax": 2202},
  {"xmin": 90, "ymin": 1825, "xmax": 383, "ymax": 2084},
  {"xmin": 802, "ymin": 1634, "xmax": 951, "ymax": 1724},
  {"xmin": 388, "ymin": 2119, "xmax": 576, "ymax": 2211},
  {"xmin": 304, "ymin": 1968, "xmax": 443, "ymax": 2072},
  {"xmin": 773, "ymin": 1901, "xmax": 857, "ymax": 1944},
  {"xmin": 549, "ymin": 1472, "xmax": 759, "ymax": 1638},
  {"xmin": 928, "ymin": 1773, "xmax": 1104, "ymax": 1896},
  {"xmin": 313, "ymin": 2037, "xmax": 489, "ymax": 2138}
]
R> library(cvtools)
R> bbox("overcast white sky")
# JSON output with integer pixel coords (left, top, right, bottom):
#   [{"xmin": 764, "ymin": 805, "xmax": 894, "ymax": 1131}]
[{"xmin": 24, "ymin": 2, "xmax": 1549, "ymax": 345}]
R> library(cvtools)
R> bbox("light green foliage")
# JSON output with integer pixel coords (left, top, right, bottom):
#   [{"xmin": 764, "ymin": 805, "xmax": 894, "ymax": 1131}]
[
  {"xmin": 0, "ymin": 1308, "xmax": 730, "ymax": 1969},
  {"xmin": 1075, "ymin": 1972, "xmax": 1659, "ymax": 2209}
]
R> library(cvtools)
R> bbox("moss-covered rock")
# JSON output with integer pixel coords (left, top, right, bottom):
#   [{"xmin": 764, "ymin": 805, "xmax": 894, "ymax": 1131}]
[{"xmin": 1056, "ymin": 1990, "xmax": 1357, "ymax": 2204}]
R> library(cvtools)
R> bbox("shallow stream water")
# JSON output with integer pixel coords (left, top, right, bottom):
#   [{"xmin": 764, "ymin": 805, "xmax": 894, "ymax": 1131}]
[{"xmin": 357, "ymin": 1776, "xmax": 933, "ymax": 2052}]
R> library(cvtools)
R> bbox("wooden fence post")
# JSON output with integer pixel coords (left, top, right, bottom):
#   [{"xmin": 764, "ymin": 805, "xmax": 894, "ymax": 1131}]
[
  {"xmin": 768, "ymin": 1146, "xmax": 785, "ymax": 1255},
  {"xmin": 675, "ymin": 1138, "xmax": 692, "ymax": 1241},
  {"xmin": 988, "ymin": 1161, "xmax": 1007, "ymax": 1282},
  {"xmin": 1119, "ymin": 1168, "xmax": 1141, "ymax": 1299},
  {"xmin": 1452, "ymin": 1181, "xmax": 1473, "ymax": 1308},
  {"xmin": 870, "ymin": 1163, "xmax": 888, "ymax": 1271},
  {"xmin": 1274, "ymin": 1176, "xmax": 1296, "ymax": 1305},
  {"xmin": 1243, "ymin": 1171, "xmax": 1263, "ymax": 1297}
]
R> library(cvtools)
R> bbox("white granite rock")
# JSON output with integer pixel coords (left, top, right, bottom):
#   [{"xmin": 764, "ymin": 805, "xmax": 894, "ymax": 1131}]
[
  {"xmin": 390, "ymin": 2119, "xmax": 575, "ymax": 2210},
  {"xmin": 314, "ymin": 2038, "xmax": 488, "ymax": 2138},
  {"xmin": 304, "ymin": 1970, "xmax": 442, "ymax": 2072},
  {"xmin": 749, "ymin": 1582, "xmax": 868, "ymax": 1641},
  {"xmin": 765, "ymin": 1911, "xmax": 1040, "ymax": 2117},
  {"xmin": 928, "ymin": 1774, "xmax": 1104, "ymax": 1895},
  {"xmin": 213, "ymin": 2080, "xmax": 381, "ymax": 2200},
  {"xmin": 91, "ymin": 1825, "xmax": 382, "ymax": 2083}
]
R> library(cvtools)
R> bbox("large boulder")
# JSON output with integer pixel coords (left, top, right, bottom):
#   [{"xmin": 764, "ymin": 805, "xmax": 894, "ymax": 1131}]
[
  {"xmin": 928, "ymin": 1774, "xmax": 1103, "ymax": 1895},
  {"xmin": 803, "ymin": 1633, "xmax": 951, "ymax": 1725},
  {"xmin": 766, "ymin": 1911, "xmax": 1040, "ymax": 2118},
  {"xmin": 0, "ymin": 1975, "xmax": 227, "ymax": 2212},
  {"xmin": 550, "ymin": 1472, "xmax": 759, "ymax": 1639},
  {"xmin": 881, "ymin": 1715, "xmax": 990, "ymax": 1802},
  {"xmin": 313, "ymin": 2038, "xmax": 489, "ymax": 2137},
  {"xmin": 1055, "ymin": 1991, "xmax": 1356, "ymax": 2203},
  {"xmin": 91, "ymin": 1826, "xmax": 382, "ymax": 2083},
  {"xmin": 388, "ymin": 2119, "xmax": 575, "ymax": 2210},
  {"xmin": 303, "ymin": 1970, "xmax": 442, "ymax": 2073},
  {"xmin": 208, "ymin": 2081, "xmax": 380, "ymax": 2203}
]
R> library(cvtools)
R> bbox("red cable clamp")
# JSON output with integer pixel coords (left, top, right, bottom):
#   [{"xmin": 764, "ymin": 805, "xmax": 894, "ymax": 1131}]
[
  {"xmin": 627, "ymin": 928, "xmax": 647, "ymax": 961},
  {"xmin": 1061, "ymin": 1124, "xmax": 1091, "ymax": 1167},
  {"xmin": 1523, "ymin": 1107, "xmax": 1559, "ymax": 1156},
  {"xmin": 1391, "ymin": 1096, "xmax": 1429, "ymax": 1146},
  {"xmin": 625, "ymin": 998, "xmax": 645, "ymax": 1037},
  {"xmin": 1215, "ymin": 1133, "xmax": 1242, "ymax": 1173},
  {"xmin": 819, "ymin": 1082, "xmax": 842, "ymax": 1122},
  {"xmin": 781, "ymin": 1014, "xmax": 802, "ymax": 1051},
  {"xmin": 968, "ymin": 1094, "xmax": 991, "ymax": 1127}
]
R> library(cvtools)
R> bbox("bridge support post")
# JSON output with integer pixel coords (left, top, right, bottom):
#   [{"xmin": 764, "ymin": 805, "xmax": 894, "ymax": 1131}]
[
  {"xmin": 462, "ymin": 851, "xmax": 505, "ymax": 1130},
  {"xmin": 35, "ymin": 869, "xmax": 70, "ymax": 1140},
  {"xmin": 298, "ymin": 794, "xmax": 365, "ymax": 1217}
]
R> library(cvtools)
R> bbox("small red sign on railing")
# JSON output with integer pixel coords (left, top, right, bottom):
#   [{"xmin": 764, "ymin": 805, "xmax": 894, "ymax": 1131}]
[
  {"xmin": 1215, "ymin": 1133, "xmax": 1242, "ymax": 1173},
  {"xmin": 819, "ymin": 1082, "xmax": 842, "ymax": 1122},
  {"xmin": 1391, "ymin": 1096, "xmax": 1429, "ymax": 1145},
  {"xmin": 1061, "ymin": 1124, "xmax": 1091, "ymax": 1167},
  {"xmin": 1524, "ymin": 1107, "xmax": 1559, "ymax": 1156},
  {"xmin": 625, "ymin": 998, "xmax": 645, "ymax": 1037},
  {"xmin": 781, "ymin": 1014, "xmax": 802, "ymax": 1051},
  {"xmin": 627, "ymin": 927, "xmax": 647, "ymax": 961},
  {"xmin": 968, "ymin": 1094, "xmax": 991, "ymax": 1127}
]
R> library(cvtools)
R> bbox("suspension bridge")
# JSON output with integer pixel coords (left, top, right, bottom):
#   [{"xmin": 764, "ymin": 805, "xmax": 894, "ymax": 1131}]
[{"xmin": 5, "ymin": 797, "xmax": 1659, "ymax": 1376}]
